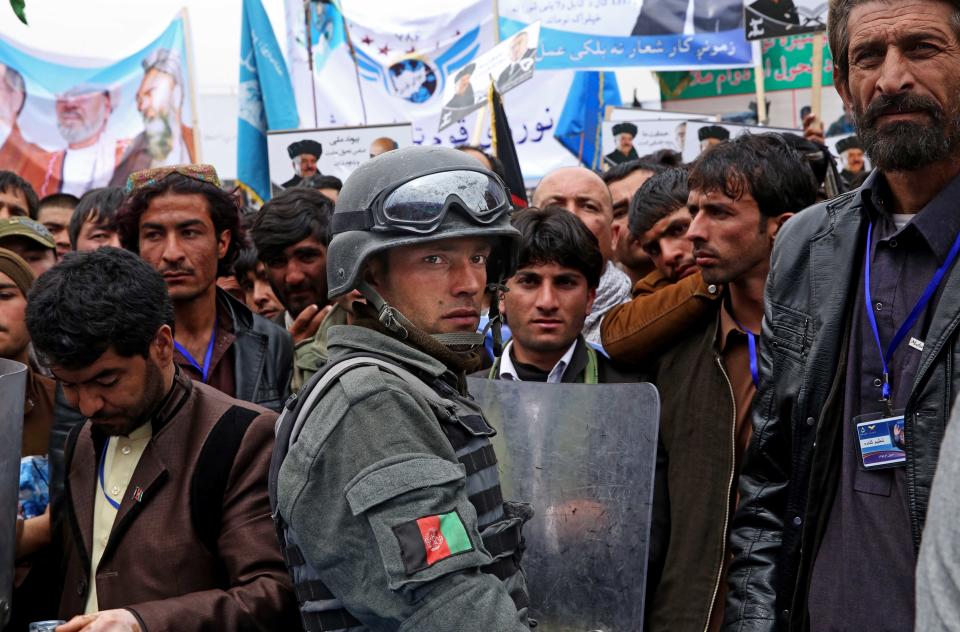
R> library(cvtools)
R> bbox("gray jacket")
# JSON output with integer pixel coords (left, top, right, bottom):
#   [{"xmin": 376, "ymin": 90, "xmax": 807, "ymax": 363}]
[
  {"xmin": 916, "ymin": 395, "xmax": 960, "ymax": 632},
  {"xmin": 276, "ymin": 325, "xmax": 529, "ymax": 631},
  {"xmin": 724, "ymin": 181, "xmax": 960, "ymax": 631}
]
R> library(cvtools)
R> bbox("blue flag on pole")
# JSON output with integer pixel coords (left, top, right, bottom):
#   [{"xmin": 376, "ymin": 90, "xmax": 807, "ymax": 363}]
[
  {"xmin": 238, "ymin": 0, "xmax": 299, "ymax": 204},
  {"xmin": 553, "ymin": 71, "xmax": 622, "ymax": 172}
]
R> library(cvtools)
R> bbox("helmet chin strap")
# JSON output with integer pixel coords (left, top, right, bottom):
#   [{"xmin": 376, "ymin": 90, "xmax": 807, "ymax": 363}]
[{"xmin": 356, "ymin": 280, "xmax": 485, "ymax": 350}]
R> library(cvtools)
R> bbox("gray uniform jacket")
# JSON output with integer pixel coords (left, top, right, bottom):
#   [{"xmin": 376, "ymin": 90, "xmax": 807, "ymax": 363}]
[{"xmin": 276, "ymin": 324, "xmax": 529, "ymax": 631}]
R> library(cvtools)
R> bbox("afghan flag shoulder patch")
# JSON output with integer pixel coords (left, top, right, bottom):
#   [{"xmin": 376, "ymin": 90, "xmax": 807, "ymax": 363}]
[{"xmin": 393, "ymin": 510, "xmax": 474, "ymax": 574}]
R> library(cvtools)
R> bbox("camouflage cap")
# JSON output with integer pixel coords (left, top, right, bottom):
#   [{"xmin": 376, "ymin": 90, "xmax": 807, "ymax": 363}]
[{"xmin": 0, "ymin": 217, "xmax": 56, "ymax": 250}]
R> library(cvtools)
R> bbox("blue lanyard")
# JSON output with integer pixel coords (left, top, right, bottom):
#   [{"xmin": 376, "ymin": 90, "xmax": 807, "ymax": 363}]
[
  {"xmin": 864, "ymin": 222, "xmax": 960, "ymax": 402},
  {"xmin": 732, "ymin": 315, "xmax": 760, "ymax": 388},
  {"xmin": 98, "ymin": 442, "xmax": 121, "ymax": 510},
  {"xmin": 173, "ymin": 324, "xmax": 217, "ymax": 382}
]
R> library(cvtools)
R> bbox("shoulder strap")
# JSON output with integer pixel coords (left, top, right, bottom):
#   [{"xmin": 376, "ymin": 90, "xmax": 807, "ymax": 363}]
[{"xmin": 269, "ymin": 352, "xmax": 447, "ymax": 514}]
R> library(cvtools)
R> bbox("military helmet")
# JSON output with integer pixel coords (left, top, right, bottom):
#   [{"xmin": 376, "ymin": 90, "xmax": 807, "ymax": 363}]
[{"xmin": 327, "ymin": 145, "xmax": 520, "ymax": 299}]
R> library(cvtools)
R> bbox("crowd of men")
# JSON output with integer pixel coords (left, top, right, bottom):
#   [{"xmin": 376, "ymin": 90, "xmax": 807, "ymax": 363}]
[{"xmin": 3, "ymin": 1, "xmax": 960, "ymax": 630}]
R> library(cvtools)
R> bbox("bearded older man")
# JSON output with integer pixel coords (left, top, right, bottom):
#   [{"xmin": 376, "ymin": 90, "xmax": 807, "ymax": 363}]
[
  {"xmin": 111, "ymin": 48, "xmax": 197, "ymax": 186},
  {"xmin": 724, "ymin": 1, "xmax": 960, "ymax": 630},
  {"xmin": 50, "ymin": 86, "xmax": 122, "ymax": 196}
]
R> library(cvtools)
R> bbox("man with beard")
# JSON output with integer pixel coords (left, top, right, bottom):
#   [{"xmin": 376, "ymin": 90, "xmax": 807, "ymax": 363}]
[
  {"xmin": 724, "ymin": 2, "xmax": 960, "ymax": 630},
  {"xmin": 837, "ymin": 135, "xmax": 869, "ymax": 190},
  {"xmin": 118, "ymin": 164, "xmax": 292, "ymax": 411},
  {"xmin": 24, "ymin": 247, "xmax": 297, "ymax": 631},
  {"xmin": 250, "ymin": 187, "xmax": 339, "ymax": 390},
  {"xmin": 111, "ymin": 48, "xmax": 197, "ymax": 186},
  {"xmin": 645, "ymin": 134, "xmax": 815, "ymax": 632},
  {"xmin": 51, "ymin": 85, "xmax": 125, "ymax": 197},
  {"xmin": 603, "ymin": 122, "xmax": 640, "ymax": 168},
  {"xmin": 282, "ymin": 140, "xmax": 322, "ymax": 188}
]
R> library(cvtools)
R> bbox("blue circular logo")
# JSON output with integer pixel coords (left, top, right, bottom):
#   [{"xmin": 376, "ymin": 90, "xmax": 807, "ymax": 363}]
[{"xmin": 387, "ymin": 58, "xmax": 438, "ymax": 104}]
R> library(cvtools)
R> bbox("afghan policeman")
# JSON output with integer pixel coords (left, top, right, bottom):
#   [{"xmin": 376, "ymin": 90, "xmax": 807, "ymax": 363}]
[{"xmin": 271, "ymin": 146, "xmax": 532, "ymax": 631}]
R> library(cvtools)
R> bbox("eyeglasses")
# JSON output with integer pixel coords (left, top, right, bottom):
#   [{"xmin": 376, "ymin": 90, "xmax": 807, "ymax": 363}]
[
  {"xmin": 125, "ymin": 164, "xmax": 222, "ymax": 194},
  {"xmin": 332, "ymin": 169, "xmax": 511, "ymax": 234}
]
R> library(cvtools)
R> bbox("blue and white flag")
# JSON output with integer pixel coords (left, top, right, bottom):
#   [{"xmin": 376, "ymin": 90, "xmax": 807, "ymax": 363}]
[
  {"xmin": 238, "ymin": 0, "xmax": 299, "ymax": 204},
  {"xmin": 554, "ymin": 71, "xmax": 622, "ymax": 171}
]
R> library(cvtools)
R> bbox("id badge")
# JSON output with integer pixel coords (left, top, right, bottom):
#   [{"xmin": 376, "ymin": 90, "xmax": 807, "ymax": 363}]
[{"xmin": 854, "ymin": 411, "xmax": 907, "ymax": 470}]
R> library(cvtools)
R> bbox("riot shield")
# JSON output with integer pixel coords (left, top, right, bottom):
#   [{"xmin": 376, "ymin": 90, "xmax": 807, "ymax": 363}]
[
  {"xmin": 466, "ymin": 378, "xmax": 660, "ymax": 632},
  {"xmin": 0, "ymin": 358, "xmax": 25, "ymax": 628}
]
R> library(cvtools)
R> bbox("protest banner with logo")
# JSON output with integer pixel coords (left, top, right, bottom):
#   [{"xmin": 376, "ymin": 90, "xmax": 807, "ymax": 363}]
[
  {"xmin": 659, "ymin": 34, "xmax": 834, "ymax": 100},
  {"xmin": 681, "ymin": 120, "xmax": 799, "ymax": 161},
  {"xmin": 744, "ymin": 0, "xmax": 828, "ymax": 40},
  {"xmin": 0, "ymin": 11, "xmax": 199, "ymax": 197},
  {"xmin": 284, "ymin": 0, "xmax": 578, "ymax": 183},
  {"xmin": 267, "ymin": 123, "xmax": 412, "ymax": 187},
  {"xmin": 438, "ymin": 22, "xmax": 539, "ymax": 131},
  {"xmin": 498, "ymin": 0, "xmax": 752, "ymax": 70}
]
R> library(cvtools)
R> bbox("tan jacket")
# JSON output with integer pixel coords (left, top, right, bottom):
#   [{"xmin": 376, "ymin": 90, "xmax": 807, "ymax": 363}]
[{"xmin": 601, "ymin": 269, "xmax": 723, "ymax": 365}]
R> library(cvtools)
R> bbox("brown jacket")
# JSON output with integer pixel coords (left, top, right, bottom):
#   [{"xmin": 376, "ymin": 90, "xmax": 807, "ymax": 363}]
[
  {"xmin": 600, "ymin": 269, "xmax": 723, "ymax": 365},
  {"xmin": 59, "ymin": 372, "xmax": 299, "ymax": 631},
  {"xmin": 0, "ymin": 124, "xmax": 61, "ymax": 196}
]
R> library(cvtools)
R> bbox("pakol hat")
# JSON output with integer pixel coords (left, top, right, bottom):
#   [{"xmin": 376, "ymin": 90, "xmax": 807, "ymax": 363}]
[
  {"xmin": 0, "ymin": 247, "xmax": 34, "ymax": 295},
  {"xmin": 612, "ymin": 122, "xmax": 638, "ymax": 137},
  {"xmin": 287, "ymin": 140, "xmax": 323, "ymax": 159},
  {"xmin": 836, "ymin": 136, "xmax": 863, "ymax": 154},
  {"xmin": 698, "ymin": 125, "xmax": 730, "ymax": 142}
]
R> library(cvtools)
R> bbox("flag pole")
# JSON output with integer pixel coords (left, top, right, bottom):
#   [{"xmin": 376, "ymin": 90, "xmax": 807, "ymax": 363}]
[
  {"xmin": 180, "ymin": 7, "xmax": 204, "ymax": 161},
  {"xmin": 752, "ymin": 40, "xmax": 767, "ymax": 125},
  {"xmin": 302, "ymin": 0, "xmax": 320, "ymax": 127},
  {"xmin": 811, "ymin": 33, "xmax": 825, "ymax": 123},
  {"xmin": 337, "ymin": 2, "xmax": 369, "ymax": 125}
]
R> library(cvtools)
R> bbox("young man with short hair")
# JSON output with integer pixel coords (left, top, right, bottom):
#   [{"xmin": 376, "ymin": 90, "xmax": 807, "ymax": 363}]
[
  {"xmin": 37, "ymin": 192, "xmax": 79, "ymax": 258},
  {"xmin": 632, "ymin": 168, "xmax": 697, "ymax": 284},
  {"xmin": 117, "ymin": 165, "xmax": 292, "ymax": 411},
  {"xmin": 233, "ymin": 247, "xmax": 284, "ymax": 321},
  {"xmin": 26, "ymin": 247, "xmax": 298, "ymax": 631},
  {"xmin": 602, "ymin": 159, "xmax": 664, "ymax": 285},
  {"xmin": 0, "ymin": 170, "xmax": 38, "ymax": 219},
  {"xmin": 533, "ymin": 166, "xmax": 632, "ymax": 345},
  {"xmin": 483, "ymin": 207, "xmax": 632, "ymax": 383},
  {"xmin": 69, "ymin": 187, "xmax": 125, "ymax": 252},
  {"xmin": 645, "ymin": 133, "xmax": 817, "ymax": 632}
]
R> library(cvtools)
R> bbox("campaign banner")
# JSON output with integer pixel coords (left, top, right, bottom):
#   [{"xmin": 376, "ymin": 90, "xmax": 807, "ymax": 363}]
[
  {"xmin": 601, "ymin": 113, "xmax": 712, "ymax": 168},
  {"xmin": 498, "ymin": 0, "xmax": 752, "ymax": 70},
  {"xmin": 0, "ymin": 13, "xmax": 199, "ymax": 197},
  {"xmin": 659, "ymin": 34, "xmax": 834, "ymax": 100},
  {"xmin": 681, "ymin": 120, "xmax": 799, "ymax": 162},
  {"xmin": 267, "ymin": 123, "xmax": 412, "ymax": 187},
  {"xmin": 285, "ymin": 0, "xmax": 578, "ymax": 183},
  {"xmin": 438, "ymin": 22, "xmax": 540, "ymax": 131},
  {"xmin": 744, "ymin": 0, "xmax": 828, "ymax": 40}
]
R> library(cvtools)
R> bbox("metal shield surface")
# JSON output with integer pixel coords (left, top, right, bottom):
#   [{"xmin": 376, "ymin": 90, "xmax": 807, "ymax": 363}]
[
  {"xmin": 466, "ymin": 378, "xmax": 660, "ymax": 632},
  {"xmin": 0, "ymin": 358, "xmax": 26, "ymax": 627}
]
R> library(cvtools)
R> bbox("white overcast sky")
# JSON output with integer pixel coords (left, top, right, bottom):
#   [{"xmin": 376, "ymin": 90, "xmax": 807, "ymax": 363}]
[{"xmin": 0, "ymin": 0, "xmax": 286, "ymax": 95}]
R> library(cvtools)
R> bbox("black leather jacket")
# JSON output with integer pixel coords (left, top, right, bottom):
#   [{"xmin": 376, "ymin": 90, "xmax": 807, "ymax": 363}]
[
  {"xmin": 219, "ymin": 288, "xmax": 293, "ymax": 411},
  {"xmin": 723, "ymin": 180, "xmax": 960, "ymax": 632}
]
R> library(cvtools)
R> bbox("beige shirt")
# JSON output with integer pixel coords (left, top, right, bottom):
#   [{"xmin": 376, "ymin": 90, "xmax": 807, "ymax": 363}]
[{"xmin": 85, "ymin": 423, "xmax": 153, "ymax": 614}]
